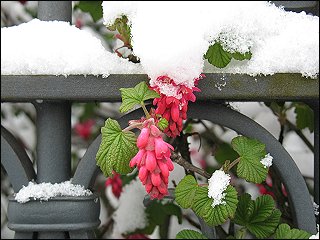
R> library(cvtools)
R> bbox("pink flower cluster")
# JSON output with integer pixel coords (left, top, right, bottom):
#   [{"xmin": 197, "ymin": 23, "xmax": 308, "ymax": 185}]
[
  {"xmin": 130, "ymin": 119, "xmax": 174, "ymax": 199},
  {"xmin": 105, "ymin": 172, "xmax": 123, "ymax": 198},
  {"xmin": 152, "ymin": 74, "xmax": 204, "ymax": 137}
]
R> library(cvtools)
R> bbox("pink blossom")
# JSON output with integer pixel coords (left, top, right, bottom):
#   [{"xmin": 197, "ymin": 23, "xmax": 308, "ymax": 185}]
[
  {"xmin": 152, "ymin": 74, "xmax": 205, "ymax": 137},
  {"xmin": 130, "ymin": 119, "xmax": 174, "ymax": 199},
  {"xmin": 105, "ymin": 172, "xmax": 123, "ymax": 198},
  {"xmin": 74, "ymin": 119, "xmax": 95, "ymax": 140}
]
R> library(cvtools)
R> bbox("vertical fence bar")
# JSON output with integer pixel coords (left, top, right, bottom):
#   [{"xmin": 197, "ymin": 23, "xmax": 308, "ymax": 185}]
[
  {"xmin": 35, "ymin": 102, "xmax": 71, "ymax": 183},
  {"xmin": 311, "ymin": 100, "xmax": 319, "ymax": 224},
  {"xmin": 33, "ymin": 2, "xmax": 72, "ymax": 239}
]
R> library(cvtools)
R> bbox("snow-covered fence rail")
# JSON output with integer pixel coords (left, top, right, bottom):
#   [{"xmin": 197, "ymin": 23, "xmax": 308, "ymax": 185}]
[{"xmin": 1, "ymin": 1, "xmax": 319, "ymax": 239}]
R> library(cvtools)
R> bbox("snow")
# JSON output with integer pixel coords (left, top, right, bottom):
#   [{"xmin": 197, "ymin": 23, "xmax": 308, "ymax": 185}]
[
  {"xmin": 1, "ymin": 19, "xmax": 143, "ymax": 76},
  {"xmin": 208, "ymin": 170, "xmax": 231, "ymax": 208},
  {"xmin": 314, "ymin": 202, "xmax": 319, "ymax": 216},
  {"xmin": 102, "ymin": 1, "xmax": 318, "ymax": 97},
  {"xmin": 14, "ymin": 180, "xmax": 93, "ymax": 203},
  {"xmin": 309, "ymin": 224, "xmax": 319, "ymax": 239},
  {"xmin": 112, "ymin": 179, "xmax": 148, "ymax": 235},
  {"xmin": 260, "ymin": 153, "xmax": 273, "ymax": 168}
]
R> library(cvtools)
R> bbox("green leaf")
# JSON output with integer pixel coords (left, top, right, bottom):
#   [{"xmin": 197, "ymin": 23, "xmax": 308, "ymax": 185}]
[
  {"xmin": 176, "ymin": 229, "xmax": 208, "ymax": 239},
  {"xmin": 204, "ymin": 42, "xmax": 252, "ymax": 68},
  {"xmin": 192, "ymin": 185, "xmax": 238, "ymax": 226},
  {"xmin": 75, "ymin": 1, "xmax": 102, "ymax": 22},
  {"xmin": 294, "ymin": 103, "xmax": 314, "ymax": 132},
  {"xmin": 214, "ymin": 142, "xmax": 239, "ymax": 165},
  {"xmin": 175, "ymin": 175, "xmax": 198, "ymax": 209},
  {"xmin": 119, "ymin": 81, "xmax": 160, "ymax": 113},
  {"xmin": 204, "ymin": 42, "xmax": 232, "ymax": 68},
  {"xmin": 234, "ymin": 194, "xmax": 281, "ymax": 238},
  {"xmin": 275, "ymin": 224, "xmax": 312, "ymax": 239},
  {"xmin": 96, "ymin": 118, "xmax": 138, "ymax": 176},
  {"xmin": 231, "ymin": 136, "xmax": 268, "ymax": 183},
  {"xmin": 232, "ymin": 51, "xmax": 252, "ymax": 61},
  {"xmin": 158, "ymin": 118, "xmax": 169, "ymax": 131}
]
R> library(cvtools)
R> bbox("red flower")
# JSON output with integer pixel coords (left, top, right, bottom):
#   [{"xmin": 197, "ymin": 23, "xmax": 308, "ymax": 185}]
[
  {"xmin": 105, "ymin": 172, "xmax": 123, "ymax": 198},
  {"xmin": 130, "ymin": 119, "xmax": 174, "ymax": 199},
  {"xmin": 74, "ymin": 119, "xmax": 95, "ymax": 140},
  {"xmin": 126, "ymin": 233, "xmax": 149, "ymax": 239},
  {"xmin": 152, "ymin": 74, "xmax": 204, "ymax": 137}
]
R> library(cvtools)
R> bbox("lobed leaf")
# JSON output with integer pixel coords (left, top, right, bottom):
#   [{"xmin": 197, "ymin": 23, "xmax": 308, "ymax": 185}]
[
  {"xmin": 175, "ymin": 175, "xmax": 198, "ymax": 209},
  {"xmin": 231, "ymin": 136, "xmax": 268, "ymax": 183},
  {"xmin": 119, "ymin": 81, "xmax": 160, "ymax": 113},
  {"xmin": 96, "ymin": 118, "xmax": 138, "ymax": 176},
  {"xmin": 275, "ymin": 224, "xmax": 312, "ymax": 239},
  {"xmin": 234, "ymin": 193, "xmax": 281, "ymax": 238},
  {"xmin": 176, "ymin": 229, "xmax": 208, "ymax": 239}
]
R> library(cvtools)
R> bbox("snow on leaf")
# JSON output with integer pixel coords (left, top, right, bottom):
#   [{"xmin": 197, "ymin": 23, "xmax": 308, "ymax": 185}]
[
  {"xmin": 119, "ymin": 81, "xmax": 160, "ymax": 113},
  {"xmin": 192, "ymin": 185, "xmax": 238, "ymax": 226},
  {"xmin": 275, "ymin": 223, "xmax": 312, "ymax": 239},
  {"xmin": 96, "ymin": 118, "xmax": 138, "ymax": 176},
  {"xmin": 231, "ymin": 136, "xmax": 268, "ymax": 183}
]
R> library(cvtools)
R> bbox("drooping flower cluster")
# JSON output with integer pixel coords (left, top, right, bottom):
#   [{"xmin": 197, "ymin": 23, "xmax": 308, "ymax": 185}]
[
  {"xmin": 152, "ymin": 74, "xmax": 205, "ymax": 137},
  {"xmin": 105, "ymin": 172, "xmax": 123, "ymax": 198},
  {"xmin": 129, "ymin": 118, "xmax": 174, "ymax": 199}
]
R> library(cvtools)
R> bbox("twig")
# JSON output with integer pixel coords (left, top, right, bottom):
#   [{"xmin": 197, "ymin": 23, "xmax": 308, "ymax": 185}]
[{"xmin": 171, "ymin": 151, "xmax": 211, "ymax": 179}]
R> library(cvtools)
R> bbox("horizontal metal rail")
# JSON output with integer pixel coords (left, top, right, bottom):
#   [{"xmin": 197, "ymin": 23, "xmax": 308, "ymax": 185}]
[{"xmin": 1, "ymin": 73, "xmax": 318, "ymax": 102}]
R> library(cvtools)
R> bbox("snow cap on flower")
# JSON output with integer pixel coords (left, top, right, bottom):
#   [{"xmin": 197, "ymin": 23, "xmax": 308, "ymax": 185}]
[
  {"xmin": 152, "ymin": 74, "xmax": 204, "ymax": 137},
  {"xmin": 260, "ymin": 153, "xmax": 273, "ymax": 168},
  {"xmin": 208, "ymin": 170, "xmax": 231, "ymax": 208}
]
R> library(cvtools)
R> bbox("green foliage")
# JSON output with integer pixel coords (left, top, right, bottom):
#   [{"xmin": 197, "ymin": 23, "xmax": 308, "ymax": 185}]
[
  {"xmin": 107, "ymin": 15, "xmax": 132, "ymax": 46},
  {"xmin": 214, "ymin": 142, "xmax": 239, "ymax": 165},
  {"xmin": 175, "ymin": 175, "xmax": 238, "ymax": 226},
  {"xmin": 119, "ymin": 81, "xmax": 160, "ymax": 113},
  {"xmin": 192, "ymin": 185, "xmax": 238, "ymax": 226},
  {"xmin": 275, "ymin": 224, "xmax": 312, "ymax": 239},
  {"xmin": 204, "ymin": 42, "xmax": 251, "ymax": 68},
  {"xmin": 205, "ymin": 42, "xmax": 232, "ymax": 68},
  {"xmin": 158, "ymin": 118, "xmax": 169, "ymax": 131},
  {"xmin": 231, "ymin": 136, "xmax": 268, "ymax": 183},
  {"xmin": 234, "ymin": 193, "xmax": 281, "ymax": 238},
  {"xmin": 175, "ymin": 175, "xmax": 198, "ymax": 209},
  {"xmin": 176, "ymin": 229, "xmax": 208, "ymax": 239},
  {"xmin": 138, "ymin": 201, "xmax": 182, "ymax": 236},
  {"xmin": 293, "ymin": 102, "xmax": 314, "ymax": 132},
  {"xmin": 232, "ymin": 51, "xmax": 252, "ymax": 61},
  {"xmin": 96, "ymin": 118, "xmax": 138, "ymax": 176},
  {"xmin": 75, "ymin": 1, "xmax": 103, "ymax": 22},
  {"xmin": 146, "ymin": 201, "xmax": 182, "ymax": 225}
]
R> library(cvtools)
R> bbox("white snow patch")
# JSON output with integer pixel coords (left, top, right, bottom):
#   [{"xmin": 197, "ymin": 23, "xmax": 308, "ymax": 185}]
[
  {"xmin": 314, "ymin": 202, "xmax": 319, "ymax": 216},
  {"xmin": 208, "ymin": 170, "xmax": 231, "ymax": 208},
  {"xmin": 102, "ymin": 1, "xmax": 318, "ymax": 95},
  {"xmin": 112, "ymin": 179, "xmax": 148, "ymax": 235},
  {"xmin": 309, "ymin": 224, "xmax": 319, "ymax": 239},
  {"xmin": 260, "ymin": 153, "xmax": 273, "ymax": 168},
  {"xmin": 14, "ymin": 180, "xmax": 92, "ymax": 203},
  {"xmin": 1, "ymin": 19, "xmax": 143, "ymax": 76}
]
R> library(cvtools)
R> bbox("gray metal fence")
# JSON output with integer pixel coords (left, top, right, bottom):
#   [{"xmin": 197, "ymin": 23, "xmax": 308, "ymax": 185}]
[{"xmin": 1, "ymin": 1, "xmax": 319, "ymax": 239}]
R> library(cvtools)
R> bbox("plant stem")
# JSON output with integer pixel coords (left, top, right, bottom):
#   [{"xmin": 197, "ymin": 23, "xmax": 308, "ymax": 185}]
[
  {"xmin": 141, "ymin": 102, "xmax": 150, "ymax": 118},
  {"xmin": 228, "ymin": 157, "xmax": 241, "ymax": 171},
  {"xmin": 122, "ymin": 122, "xmax": 143, "ymax": 132},
  {"xmin": 171, "ymin": 151, "xmax": 211, "ymax": 179}
]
